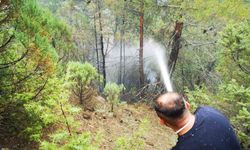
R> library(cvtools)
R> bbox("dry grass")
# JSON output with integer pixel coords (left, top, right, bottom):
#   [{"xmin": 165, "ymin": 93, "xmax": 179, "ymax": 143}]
[{"xmin": 74, "ymin": 101, "xmax": 177, "ymax": 150}]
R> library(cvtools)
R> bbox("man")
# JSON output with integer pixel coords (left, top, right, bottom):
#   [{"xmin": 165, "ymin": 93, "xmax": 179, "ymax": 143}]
[{"xmin": 154, "ymin": 92, "xmax": 241, "ymax": 150}]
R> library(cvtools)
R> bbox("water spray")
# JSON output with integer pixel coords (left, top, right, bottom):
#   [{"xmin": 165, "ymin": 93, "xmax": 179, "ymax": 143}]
[
  {"xmin": 154, "ymin": 47, "xmax": 173, "ymax": 92},
  {"xmin": 146, "ymin": 39, "xmax": 173, "ymax": 92}
]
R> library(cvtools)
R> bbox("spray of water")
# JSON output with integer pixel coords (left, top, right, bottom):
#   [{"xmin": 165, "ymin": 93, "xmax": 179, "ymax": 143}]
[
  {"xmin": 155, "ymin": 48, "xmax": 173, "ymax": 92},
  {"xmin": 105, "ymin": 38, "xmax": 173, "ymax": 92},
  {"xmin": 145, "ymin": 39, "xmax": 173, "ymax": 92}
]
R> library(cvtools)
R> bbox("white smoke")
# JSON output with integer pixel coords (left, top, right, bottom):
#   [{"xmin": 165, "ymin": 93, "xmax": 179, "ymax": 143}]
[{"xmin": 105, "ymin": 38, "xmax": 173, "ymax": 91}]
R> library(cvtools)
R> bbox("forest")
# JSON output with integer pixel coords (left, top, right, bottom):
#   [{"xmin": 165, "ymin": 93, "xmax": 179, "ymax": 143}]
[{"xmin": 0, "ymin": 0, "xmax": 249, "ymax": 149}]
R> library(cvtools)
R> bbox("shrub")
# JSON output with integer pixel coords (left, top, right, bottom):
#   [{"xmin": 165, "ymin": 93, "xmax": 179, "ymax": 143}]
[
  {"xmin": 40, "ymin": 131, "xmax": 101, "ymax": 150},
  {"xmin": 66, "ymin": 62, "xmax": 101, "ymax": 104},
  {"xmin": 0, "ymin": 0, "xmax": 73, "ymax": 143},
  {"xmin": 22, "ymin": 76, "xmax": 77, "ymax": 141},
  {"xmin": 104, "ymin": 82, "xmax": 124, "ymax": 112}
]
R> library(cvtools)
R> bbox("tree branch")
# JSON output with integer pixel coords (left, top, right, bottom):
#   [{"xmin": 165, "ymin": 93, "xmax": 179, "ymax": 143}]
[
  {"xmin": 0, "ymin": 49, "xmax": 28, "ymax": 69},
  {"xmin": 31, "ymin": 77, "xmax": 49, "ymax": 100},
  {"xmin": 232, "ymin": 51, "xmax": 250, "ymax": 74},
  {"xmin": 59, "ymin": 102, "xmax": 72, "ymax": 136},
  {"xmin": 0, "ymin": 34, "xmax": 14, "ymax": 52}
]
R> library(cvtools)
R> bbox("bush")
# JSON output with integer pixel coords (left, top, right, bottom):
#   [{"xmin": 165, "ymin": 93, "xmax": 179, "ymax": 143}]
[
  {"xmin": 104, "ymin": 82, "xmax": 124, "ymax": 112},
  {"xmin": 66, "ymin": 62, "xmax": 101, "ymax": 104},
  {"xmin": 40, "ymin": 131, "xmax": 101, "ymax": 150},
  {"xmin": 0, "ymin": 0, "xmax": 73, "ymax": 143},
  {"xmin": 22, "ymin": 76, "xmax": 78, "ymax": 141}
]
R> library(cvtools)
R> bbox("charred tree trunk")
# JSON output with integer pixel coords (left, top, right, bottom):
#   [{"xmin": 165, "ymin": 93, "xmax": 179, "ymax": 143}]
[
  {"xmin": 139, "ymin": 1, "xmax": 144, "ymax": 88},
  {"xmin": 97, "ymin": 0, "xmax": 106, "ymax": 87},
  {"xmin": 168, "ymin": 21, "xmax": 183, "ymax": 77}
]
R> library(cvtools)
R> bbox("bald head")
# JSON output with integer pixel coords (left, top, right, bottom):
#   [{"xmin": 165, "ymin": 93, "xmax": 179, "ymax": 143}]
[{"xmin": 154, "ymin": 92, "xmax": 186, "ymax": 121}]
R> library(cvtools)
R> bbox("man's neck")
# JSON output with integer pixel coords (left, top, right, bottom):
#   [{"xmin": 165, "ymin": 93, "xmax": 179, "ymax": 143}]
[{"xmin": 174, "ymin": 113, "xmax": 195, "ymax": 136}]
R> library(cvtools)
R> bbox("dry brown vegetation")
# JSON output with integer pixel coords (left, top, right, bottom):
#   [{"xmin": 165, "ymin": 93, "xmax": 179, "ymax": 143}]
[{"xmin": 73, "ymin": 99, "xmax": 177, "ymax": 150}]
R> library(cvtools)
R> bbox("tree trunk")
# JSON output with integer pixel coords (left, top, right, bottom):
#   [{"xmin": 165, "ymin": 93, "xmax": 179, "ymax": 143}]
[
  {"xmin": 79, "ymin": 84, "xmax": 83, "ymax": 104},
  {"xmin": 168, "ymin": 21, "xmax": 183, "ymax": 77},
  {"xmin": 111, "ymin": 103, "xmax": 114, "ymax": 112},
  {"xmin": 139, "ymin": 1, "xmax": 144, "ymax": 87},
  {"xmin": 123, "ymin": 36, "xmax": 126, "ymax": 87},
  {"xmin": 97, "ymin": 0, "xmax": 106, "ymax": 87},
  {"xmin": 94, "ymin": 14, "xmax": 100, "ymax": 75},
  {"xmin": 119, "ymin": 29, "xmax": 123, "ymax": 84},
  {"xmin": 119, "ymin": 0, "xmax": 127, "ymax": 85}
]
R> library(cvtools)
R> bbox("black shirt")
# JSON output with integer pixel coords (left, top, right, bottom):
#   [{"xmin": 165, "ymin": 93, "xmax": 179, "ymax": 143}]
[{"xmin": 172, "ymin": 106, "xmax": 241, "ymax": 150}]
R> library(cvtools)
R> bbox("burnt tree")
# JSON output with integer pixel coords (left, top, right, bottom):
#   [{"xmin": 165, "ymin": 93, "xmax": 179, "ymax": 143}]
[
  {"xmin": 96, "ymin": 0, "xmax": 106, "ymax": 87},
  {"xmin": 168, "ymin": 21, "xmax": 183, "ymax": 77},
  {"xmin": 139, "ymin": 1, "xmax": 144, "ymax": 87}
]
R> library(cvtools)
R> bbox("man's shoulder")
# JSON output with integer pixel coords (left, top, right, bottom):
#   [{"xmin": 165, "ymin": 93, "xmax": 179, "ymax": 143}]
[
  {"xmin": 172, "ymin": 105, "xmax": 240, "ymax": 150},
  {"xmin": 195, "ymin": 105, "xmax": 218, "ymax": 112},
  {"xmin": 195, "ymin": 106, "xmax": 223, "ymax": 116},
  {"xmin": 195, "ymin": 106, "xmax": 233, "ymax": 133}
]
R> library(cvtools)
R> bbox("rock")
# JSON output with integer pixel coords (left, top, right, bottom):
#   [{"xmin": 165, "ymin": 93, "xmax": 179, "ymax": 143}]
[
  {"xmin": 146, "ymin": 141, "xmax": 154, "ymax": 146},
  {"xmin": 82, "ymin": 112, "xmax": 91, "ymax": 119},
  {"xmin": 92, "ymin": 96, "xmax": 108, "ymax": 110},
  {"xmin": 107, "ymin": 112, "xmax": 114, "ymax": 118},
  {"xmin": 95, "ymin": 96, "xmax": 106, "ymax": 103},
  {"xmin": 135, "ymin": 118, "xmax": 141, "ymax": 122}
]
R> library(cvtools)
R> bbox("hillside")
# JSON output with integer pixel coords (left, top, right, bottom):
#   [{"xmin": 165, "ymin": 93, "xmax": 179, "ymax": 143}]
[{"xmin": 74, "ymin": 102, "xmax": 177, "ymax": 150}]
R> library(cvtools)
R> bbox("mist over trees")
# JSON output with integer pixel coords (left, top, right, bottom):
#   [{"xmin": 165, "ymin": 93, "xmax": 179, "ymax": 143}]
[{"xmin": 0, "ymin": 0, "xmax": 249, "ymax": 149}]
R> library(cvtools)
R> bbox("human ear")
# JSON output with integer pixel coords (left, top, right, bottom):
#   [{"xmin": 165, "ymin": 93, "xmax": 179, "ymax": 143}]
[
  {"xmin": 185, "ymin": 101, "xmax": 191, "ymax": 110},
  {"xmin": 160, "ymin": 118, "xmax": 165, "ymax": 125}
]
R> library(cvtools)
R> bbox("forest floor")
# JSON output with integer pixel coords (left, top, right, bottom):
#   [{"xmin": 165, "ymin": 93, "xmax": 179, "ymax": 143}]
[
  {"xmin": 1, "ymin": 98, "xmax": 177, "ymax": 150},
  {"xmin": 72, "ymin": 98, "xmax": 177, "ymax": 150}
]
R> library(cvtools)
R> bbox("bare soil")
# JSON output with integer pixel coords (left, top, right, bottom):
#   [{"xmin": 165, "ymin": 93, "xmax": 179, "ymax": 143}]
[{"xmin": 75, "ymin": 102, "xmax": 177, "ymax": 150}]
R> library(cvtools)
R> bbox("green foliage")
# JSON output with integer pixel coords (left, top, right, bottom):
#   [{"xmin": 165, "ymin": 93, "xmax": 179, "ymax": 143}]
[
  {"xmin": 0, "ymin": 0, "xmax": 73, "ymax": 142},
  {"xmin": 186, "ymin": 20, "xmax": 250, "ymax": 149},
  {"xmin": 222, "ymin": 81, "xmax": 250, "ymax": 149},
  {"xmin": 104, "ymin": 82, "xmax": 124, "ymax": 112},
  {"xmin": 232, "ymin": 107, "xmax": 250, "ymax": 148},
  {"xmin": 40, "ymin": 131, "xmax": 101, "ymax": 150},
  {"xmin": 186, "ymin": 81, "xmax": 250, "ymax": 149},
  {"xmin": 66, "ymin": 62, "xmax": 100, "ymax": 87},
  {"xmin": 66, "ymin": 61, "xmax": 101, "ymax": 104},
  {"xmin": 23, "ymin": 77, "xmax": 71, "ymax": 141},
  {"xmin": 218, "ymin": 22, "xmax": 250, "ymax": 149},
  {"xmin": 218, "ymin": 20, "xmax": 250, "ymax": 85},
  {"xmin": 114, "ymin": 119, "xmax": 149, "ymax": 150},
  {"xmin": 1, "ymin": 0, "xmax": 250, "ymax": 148},
  {"xmin": 183, "ymin": 0, "xmax": 249, "ymax": 22}
]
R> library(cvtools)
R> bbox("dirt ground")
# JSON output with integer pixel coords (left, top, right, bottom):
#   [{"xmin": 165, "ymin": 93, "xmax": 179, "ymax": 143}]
[{"xmin": 75, "ymin": 101, "xmax": 177, "ymax": 150}]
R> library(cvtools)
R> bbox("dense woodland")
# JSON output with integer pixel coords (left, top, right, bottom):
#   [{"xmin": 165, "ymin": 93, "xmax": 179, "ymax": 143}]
[{"xmin": 0, "ymin": 0, "xmax": 250, "ymax": 149}]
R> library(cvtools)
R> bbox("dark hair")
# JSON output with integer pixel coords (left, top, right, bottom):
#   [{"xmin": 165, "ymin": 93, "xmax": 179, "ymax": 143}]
[{"xmin": 154, "ymin": 94, "xmax": 186, "ymax": 119}]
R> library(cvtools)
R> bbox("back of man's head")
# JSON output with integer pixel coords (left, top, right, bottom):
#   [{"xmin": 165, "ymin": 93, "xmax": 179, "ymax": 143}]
[{"xmin": 154, "ymin": 92, "xmax": 186, "ymax": 123}]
